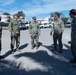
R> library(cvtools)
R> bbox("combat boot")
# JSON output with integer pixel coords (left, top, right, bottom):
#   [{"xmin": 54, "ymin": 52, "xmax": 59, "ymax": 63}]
[
  {"xmin": 59, "ymin": 50, "xmax": 62, "ymax": 53},
  {"xmin": 16, "ymin": 48, "xmax": 21, "ymax": 52},
  {"xmin": 31, "ymin": 46, "xmax": 34, "ymax": 49},
  {"xmin": 11, "ymin": 48, "xmax": 14, "ymax": 54},
  {"xmin": 69, "ymin": 57, "xmax": 76, "ymax": 63},
  {"xmin": 36, "ymin": 46, "xmax": 38, "ymax": 49},
  {"xmin": 0, "ymin": 51, "xmax": 4, "ymax": 58}
]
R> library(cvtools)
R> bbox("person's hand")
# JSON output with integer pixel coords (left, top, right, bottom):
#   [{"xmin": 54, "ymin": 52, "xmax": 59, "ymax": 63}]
[
  {"xmin": 12, "ymin": 32, "xmax": 15, "ymax": 36},
  {"xmin": 50, "ymin": 32, "xmax": 52, "ymax": 36},
  {"xmin": 30, "ymin": 34, "xmax": 32, "ymax": 37},
  {"xmin": 39, "ymin": 32, "xmax": 41, "ymax": 36}
]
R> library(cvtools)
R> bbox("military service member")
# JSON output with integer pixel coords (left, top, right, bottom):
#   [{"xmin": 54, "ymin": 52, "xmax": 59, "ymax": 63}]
[
  {"xmin": 69, "ymin": 9, "xmax": 76, "ymax": 63},
  {"xmin": 50, "ymin": 12, "xmax": 65, "ymax": 53},
  {"xmin": 9, "ymin": 15, "xmax": 21, "ymax": 54},
  {"xmin": 29, "ymin": 16, "xmax": 40, "ymax": 49}
]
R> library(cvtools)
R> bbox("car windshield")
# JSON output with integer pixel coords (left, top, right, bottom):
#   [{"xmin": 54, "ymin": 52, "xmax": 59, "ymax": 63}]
[
  {"xmin": 20, "ymin": 22, "xmax": 25, "ymax": 25},
  {"xmin": 39, "ymin": 23, "xmax": 42, "ymax": 25},
  {"xmin": 44, "ymin": 23, "xmax": 48, "ymax": 25},
  {"xmin": 66, "ymin": 22, "xmax": 71, "ymax": 24}
]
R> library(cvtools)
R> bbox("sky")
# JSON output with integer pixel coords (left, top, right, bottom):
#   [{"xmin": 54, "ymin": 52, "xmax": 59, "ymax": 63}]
[{"xmin": 0, "ymin": 0, "xmax": 76, "ymax": 19}]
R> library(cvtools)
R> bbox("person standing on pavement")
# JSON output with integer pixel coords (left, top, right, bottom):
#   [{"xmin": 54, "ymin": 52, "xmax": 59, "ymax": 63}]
[
  {"xmin": 0, "ymin": 17, "xmax": 3, "ymax": 58},
  {"xmin": 69, "ymin": 9, "xmax": 76, "ymax": 63},
  {"xmin": 29, "ymin": 16, "xmax": 40, "ymax": 49},
  {"xmin": 9, "ymin": 15, "xmax": 21, "ymax": 54},
  {"xmin": 50, "ymin": 12, "xmax": 65, "ymax": 53}
]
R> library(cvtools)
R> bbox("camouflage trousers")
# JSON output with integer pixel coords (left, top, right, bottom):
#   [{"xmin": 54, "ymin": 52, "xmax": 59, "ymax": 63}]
[
  {"xmin": 31, "ymin": 34, "xmax": 39, "ymax": 47},
  {"xmin": 11, "ymin": 33, "xmax": 20, "ymax": 49},
  {"xmin": 53, "ymin": 32, "xmax": 63, "ymax": 51}
]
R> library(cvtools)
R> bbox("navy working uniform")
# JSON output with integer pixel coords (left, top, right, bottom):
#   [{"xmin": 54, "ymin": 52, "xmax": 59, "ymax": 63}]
[
  {"xmin": 9, "ymin": 18, "xmax": 20, "ymax": 53},
  {"xmin": 50, "ymin": 19, "xmax": 64, "ymax": 52},
  {"xmin": 29, "ymin": 17, "xmax": 40, "ymax": 49}
]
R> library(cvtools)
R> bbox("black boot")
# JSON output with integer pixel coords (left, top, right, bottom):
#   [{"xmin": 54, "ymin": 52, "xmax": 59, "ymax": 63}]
[
  {"xmin": 69, "ymin": 57, "xmax": 76, "ymax": 63},
  {"xmin": 11, "ymin": 48, "xmax": 14, "ymax": 54},
  {"xmin": 59, "ymin": 50, "xmax": 62, "ymax": 53},
  {"xmin": 0, "ymin": 51, "xmax": 4, "ymax": 59}
]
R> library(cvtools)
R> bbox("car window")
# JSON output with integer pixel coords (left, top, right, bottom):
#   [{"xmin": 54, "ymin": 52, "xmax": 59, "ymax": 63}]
[
  {"xmin": 39, "ymin": 23, "xmax": 43, "ymax": 25},
  {"xmin": 20, "ymin": 22, "xmax": 25, "ymax": 25},
  {"xmin": 66, "ymin": 22, "xmax": 71, "ymax": 24},
  {"xmin": 25, "ymin": 22, "xmax": 28, "ymax": 24}
]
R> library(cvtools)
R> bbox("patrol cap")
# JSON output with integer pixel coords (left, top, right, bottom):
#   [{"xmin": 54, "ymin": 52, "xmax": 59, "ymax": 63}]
[{"xmin": 32, "ymin": 16, "xmax": 36, "ymax": 20}]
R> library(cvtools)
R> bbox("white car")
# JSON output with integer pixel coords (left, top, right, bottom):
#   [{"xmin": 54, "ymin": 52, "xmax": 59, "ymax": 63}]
[
  {"xmin": 65, "ymin": 22, "xmax": 71, "ymax": 28},
  {"xmin": 25, "ymin": 22, "xmax": 29, "ymax": 28},
  {"xmin": 39, "ymin": 23, "xmax": 52, "ymax": 28}
]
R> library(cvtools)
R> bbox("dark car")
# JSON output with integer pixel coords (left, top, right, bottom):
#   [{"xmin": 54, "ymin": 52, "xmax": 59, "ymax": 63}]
[
  {"xmin": 19, "ymin": 22, "xmax": 26, "ymax": 30},
  {"xmin": 1, "ymin": 22, "xmax": 8, "ymax": 27},
  {"xmin": 65, "ymin": 22, "xmax": 71, "ymax": 28}
]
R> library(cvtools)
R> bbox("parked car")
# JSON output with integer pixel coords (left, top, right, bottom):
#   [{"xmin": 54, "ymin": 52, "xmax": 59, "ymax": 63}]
[
  {"xmin": 1, "ymin": 22, "xmax": 8, "ymax": 27},
  {"xmin": 25, "ymin": 22, "xmax": 29, "ymax": 29},
  {"xmin": 39, "ymin": 23, "xmax": 52, "ymax": 28},
  {"xmin": 65, "ymin": 22, "xmax": 71, "ymax": 28},
  {"xmin": 39, "ymin": 23, "xmax": 45, "ymax": 28},
  {"xmin": 19, "ymin": 22, "xmax": 26, "ymax": 30}
]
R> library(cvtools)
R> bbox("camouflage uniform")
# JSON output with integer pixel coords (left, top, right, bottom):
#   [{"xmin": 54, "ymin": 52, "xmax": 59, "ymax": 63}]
[
  {"xmin": 71, "ymin": 16, "xmax": 76, "ymax": 57},
  {"xmin": 51, "ymin": 19, "xmax": 64, "ymax": 52},
  {"xmin": 29, "ymin": 21, "xmax": 40, "ymax": 48},
  {"xmin": 9, "ymin": 19, "xmax": 20, "ymax": 50},
  {"xmin": 7, "ymin": 18, "xmax": 12, "ymax": 23}
]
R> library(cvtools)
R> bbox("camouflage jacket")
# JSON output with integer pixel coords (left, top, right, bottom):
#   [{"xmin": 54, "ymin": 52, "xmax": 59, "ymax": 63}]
[
  {"xmin": 51, "ymin": 19, "xmax": 65, "ymax": 34},
  {"xmin": 71, "ymin": 16, "xmax": 76, "ymax": 41},
  {"xmin": 71, "ymin": 17, "xmax": 76, "ymax": 33},
  {"xmin": 9, "ymin": 19, "xmax": 20, "ymax": 34},
  {"xmin": 29, "ymin": 21, "xmax": 40, "ymax": 35}
]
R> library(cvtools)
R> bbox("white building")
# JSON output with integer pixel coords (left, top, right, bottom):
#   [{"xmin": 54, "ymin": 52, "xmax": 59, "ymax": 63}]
[
  {"xmin": 0, "ymin": 14, "xmax": 13, "ymax": 23},
  {"xmin": 41, "ymin": 15, "xmax": 51, "ymax": 24}
]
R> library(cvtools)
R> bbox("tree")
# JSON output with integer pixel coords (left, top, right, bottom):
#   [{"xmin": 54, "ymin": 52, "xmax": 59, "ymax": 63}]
[
  {"xmin": 14, "ymin": 11, "xmax": 25, "ymax": 18},
  {"xmin": 3, "ymin": 12, "xmax": 10, "ymax": 15},
  {"xmin": 50, "ymin": 12, "xmax": 54, "ymax": 17},
  {"xmin": 61, "ymin": 17, "xmax": 68, "ymax": 24}
]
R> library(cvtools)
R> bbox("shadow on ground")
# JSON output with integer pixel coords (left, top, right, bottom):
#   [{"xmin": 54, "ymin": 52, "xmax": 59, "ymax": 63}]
[
  {"xmin": 0, "ymin": 42, "xmax": 76, "ymax": 75},
  {"xmin": 2, "ymin": 43, "xmax": 28, "ymax": 59}
]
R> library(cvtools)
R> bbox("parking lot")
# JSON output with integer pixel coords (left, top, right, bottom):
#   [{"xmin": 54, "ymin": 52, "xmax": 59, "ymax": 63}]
[{"xmin": 0, "ymin": 28, "xmax": 76, "ymax": 75}]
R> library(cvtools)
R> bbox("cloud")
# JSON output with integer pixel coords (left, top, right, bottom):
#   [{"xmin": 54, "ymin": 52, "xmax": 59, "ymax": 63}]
[
  {"xmin": 0, "ymin": 0, "xmax": 76, "ymax": 18},
  {"xmin": 0, "ymin": 0, "xmax": 15, "ymax": 6},
  {"xmin": 20, "ymin": 0, "xmax": 76, "ymax": 17}
]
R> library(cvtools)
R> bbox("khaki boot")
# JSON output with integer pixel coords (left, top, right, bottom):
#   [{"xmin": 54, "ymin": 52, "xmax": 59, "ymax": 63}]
[
  {"xmin": 16, "ymin": 48, "xmax": 21, "ymax": 52},
  {"xmin": 36, "ymin": 46, "xmax": 38, "ymax": 49},
  {"xmin": 31, "ymin": 46, "xmax": 34, "ymax": 49}
]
